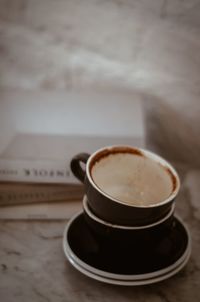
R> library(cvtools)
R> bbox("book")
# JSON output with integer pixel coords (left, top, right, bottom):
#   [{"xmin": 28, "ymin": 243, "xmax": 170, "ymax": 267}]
[
  {"xmin": 0, "ymin": 182, "xmax": 83, "ymax": 219},
  {"xmin": 0, "ymin": 89, "xmax": 145, "ymax": 219},
  {"xmin": 0, "ymin": 182, "xmax": 84, "ymax": 207},
  {"xmin": 0, "ymin": 90, "xmax": 145, "ymax": 184}
]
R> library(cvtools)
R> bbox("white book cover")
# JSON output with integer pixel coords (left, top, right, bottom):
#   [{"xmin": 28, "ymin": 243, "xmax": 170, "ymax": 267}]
[{"xmin": 0, "ymin": 90, "xmax": 145, "ymax": 183}]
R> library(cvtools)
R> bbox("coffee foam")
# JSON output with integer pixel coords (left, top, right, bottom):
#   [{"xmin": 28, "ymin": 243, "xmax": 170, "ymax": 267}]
[{"xmin": 91, "ymin": 153, "xmax": 173, "ymax": 206}]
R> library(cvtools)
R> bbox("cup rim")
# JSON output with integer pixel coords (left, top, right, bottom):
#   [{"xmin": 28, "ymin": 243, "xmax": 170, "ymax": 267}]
[
  {"xmin": 83, "ymin": 196, "xmax": 175, "ymax": 230},
  {"xmin": 86, "ymin": 145, "xmax": 180, "ymax": 209}
]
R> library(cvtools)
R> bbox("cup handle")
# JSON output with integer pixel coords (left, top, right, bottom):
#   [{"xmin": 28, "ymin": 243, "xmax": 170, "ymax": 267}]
[{"xmin": 70, "ymin": 153, "xmax": 90, "ymax": 183}]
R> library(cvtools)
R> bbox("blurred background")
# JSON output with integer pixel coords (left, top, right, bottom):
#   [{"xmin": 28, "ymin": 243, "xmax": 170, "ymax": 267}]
[{"xmin": 0, "ymin": 0, "xmax": 200, "ymax": 166}]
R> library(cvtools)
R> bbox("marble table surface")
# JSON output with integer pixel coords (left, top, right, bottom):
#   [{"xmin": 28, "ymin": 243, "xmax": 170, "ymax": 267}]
[
  {"xmin": 1, "ymin": 0, "xmax": 200, "ymax": 300},
  {"xmin": 1, "ymin": 165, "xmax": 200, "ymax": 302}
]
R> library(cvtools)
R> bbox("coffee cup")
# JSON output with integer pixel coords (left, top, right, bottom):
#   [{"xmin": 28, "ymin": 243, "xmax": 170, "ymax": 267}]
[{"xmin": 70, "ymin": 146, "xmax": 180, "ymax": 226}]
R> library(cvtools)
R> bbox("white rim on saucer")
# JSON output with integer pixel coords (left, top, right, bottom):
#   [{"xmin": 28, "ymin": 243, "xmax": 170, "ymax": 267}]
[
  {"xmin": 65, "ymin": 242, "xmax": 191, "ymax": 286},
  {"xmin": 63, "ymin": 211, "xmax": 191, "ymax": 282}
]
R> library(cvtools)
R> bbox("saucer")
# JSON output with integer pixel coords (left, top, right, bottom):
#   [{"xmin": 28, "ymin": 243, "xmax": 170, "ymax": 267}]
[{"xmin": 63, "ymin": 212, "xmax": 191, "ymax": 285}]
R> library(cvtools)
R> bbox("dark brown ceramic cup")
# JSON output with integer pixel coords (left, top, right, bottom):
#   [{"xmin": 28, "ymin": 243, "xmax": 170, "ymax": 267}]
[
  {"xmin": 82, "ymin": 196, "xmax": 175, "ymax": 245},
  {"xmin": 70, "ymin": 146, "xmax": 180, "ymax": 226}
]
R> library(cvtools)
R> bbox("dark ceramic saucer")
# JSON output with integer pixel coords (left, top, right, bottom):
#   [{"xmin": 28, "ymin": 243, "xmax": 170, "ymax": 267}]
[{"xmin": 63, "ymin": 212, "xmax": 191, "ymax": 285}]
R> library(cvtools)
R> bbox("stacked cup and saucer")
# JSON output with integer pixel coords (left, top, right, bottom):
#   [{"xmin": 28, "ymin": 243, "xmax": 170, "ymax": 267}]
[{"xmin": 63, "ymin": 146, "xmax": 191, "ymax": 286}]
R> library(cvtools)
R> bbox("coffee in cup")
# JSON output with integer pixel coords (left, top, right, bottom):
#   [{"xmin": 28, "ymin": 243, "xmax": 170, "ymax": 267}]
[{"xmin": 91, "ymin": 151, "xmax": 173, "ymax": 207}]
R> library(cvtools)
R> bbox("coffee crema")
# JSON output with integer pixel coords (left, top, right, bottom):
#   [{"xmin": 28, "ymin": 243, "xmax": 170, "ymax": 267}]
[{"xmin": 91, "ymin": 153, "xmax": 173, "ymax": 206}]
